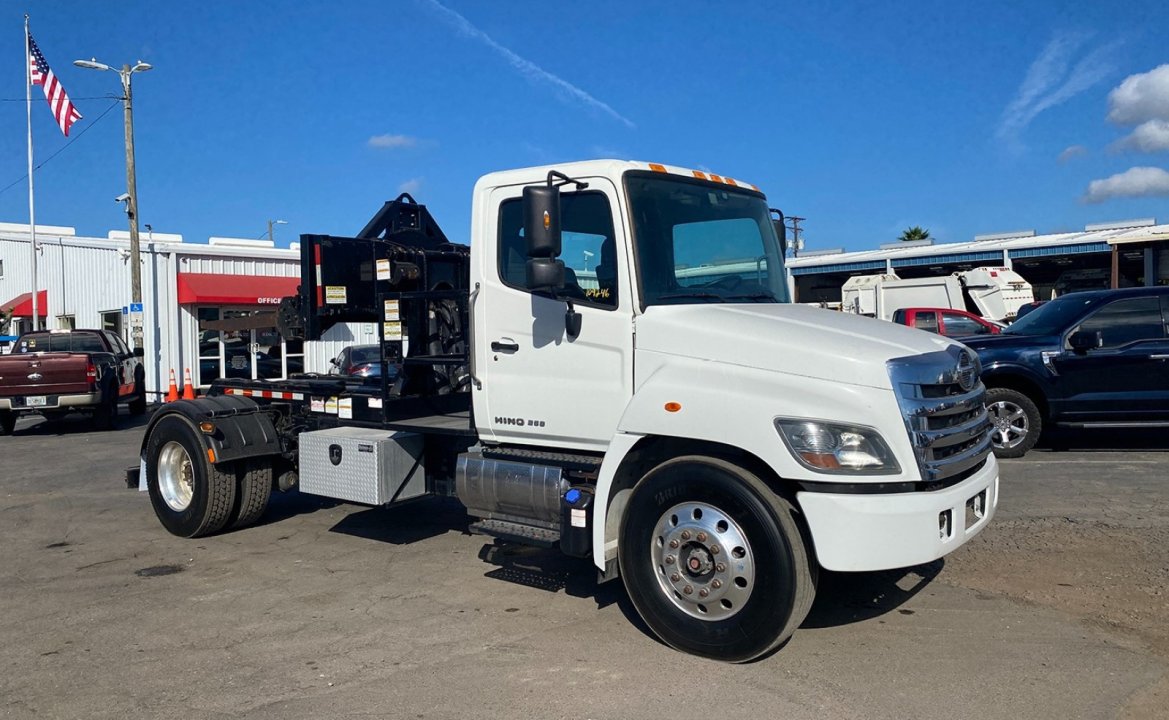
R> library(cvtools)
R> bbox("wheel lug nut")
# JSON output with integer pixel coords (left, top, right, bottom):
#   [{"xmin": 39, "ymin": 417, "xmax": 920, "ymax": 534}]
[
  {"xmin": 711, "ymin": 579, "xmax": 722, "ymax": 589},
  {"xmin": 665, "ymin": 555, "xmax": 675, "ymax": 565},
  {"xmin": 668, "ymin": 539, "xmax": 679, "ymax": 549},
  {"xmin": 698, "ymin": 588, "xmax": 709, "ymax": 598},
  {"xmin": 710, "ymin": 545, "xmax": 720, "ymax": 555},
  {"xmin": 683, "ymin": 585, "xmax": 693, "ymax": 595},
  {"xmin": 670, "ymin": 573, "xmax": 681, "ymax": 582},
  {"xmin": 696, "ymin": 532, "xmax": 707, "ymax": 543},
  {"xmin": 680, "ymin": 530, "xmax": 691, "ymax": 540},
  {"xmin": 715, "ymin": 563, "xmax": 726, "ymax": 573}
]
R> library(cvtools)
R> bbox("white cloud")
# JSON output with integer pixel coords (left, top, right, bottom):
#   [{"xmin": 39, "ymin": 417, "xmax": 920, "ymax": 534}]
[
  {"xmin": 996, "ymin": 32, "xmax": 1115, "ymax": 145},
  {"xmin": 1113, "ymin": 119, "xmax": 1169, "ymax": 153},
  {"xmin": 1107, "ymin": 64, "xmax": 1169, "ymax": 125},
  {"xmin": 1082, "ymin": 166, "xmax": 1169, "ymax": 203},
  {"xmin": 398, "ymin": 178, "xmax": 423, "ymax": 195},
  {"xmin": 419, "ymin": 0, "xmax": 634, "ymax": 129},
  {"xmin": 368, "ymin": 134, "xmax": 418, "ymax": 149},
  {"xmin": 1058, "ymin": 144, "xmax": 1088, "ymax": 163}
]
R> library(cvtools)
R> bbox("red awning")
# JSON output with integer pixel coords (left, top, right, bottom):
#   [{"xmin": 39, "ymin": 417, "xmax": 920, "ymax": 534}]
[
  {"xmin": 0, "ymin": 290, "xmax": 48, "ymax": 317},
  {"xmin": 177, "ymin": 273, "xmax": 299, "ymax": 305}
]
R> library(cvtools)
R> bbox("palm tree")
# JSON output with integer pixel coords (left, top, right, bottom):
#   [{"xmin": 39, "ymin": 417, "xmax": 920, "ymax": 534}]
[{"xmin": 898, "ymin": 226, "xmax": 931, "ymax": 242}]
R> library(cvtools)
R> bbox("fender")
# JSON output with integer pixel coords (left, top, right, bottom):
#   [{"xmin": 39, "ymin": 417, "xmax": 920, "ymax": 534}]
[
  {"xmin": 139, "ymin": 395, "xmax": 282, "ymax": 466},
  {"xmin": 589, "ymin": 354, "xmax": 908, "ymax": 573}
]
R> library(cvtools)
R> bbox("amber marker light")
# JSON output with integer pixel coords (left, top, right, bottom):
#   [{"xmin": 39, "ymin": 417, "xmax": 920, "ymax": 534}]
[
  {"xmin": 664, "ymin": 402, "xmax": 682, "ymax": 413},
  {"xmin": 199, "ymin": 421, "xmax": 215, "ymax": 433},
  {"xmin": 206, "ymin": 448, "xmax": 217, "ymax": 463},
  {"xmin": 543, "ymin": 210, "xmax": 551, "ymax": 229},
  {"xmin": 648, "ymin": 163, "xmax": 667, "ymax": 173}
]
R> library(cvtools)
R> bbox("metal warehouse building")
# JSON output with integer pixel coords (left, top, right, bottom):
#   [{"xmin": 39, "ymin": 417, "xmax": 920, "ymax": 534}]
[
  {"xmin": 787, "ymin": 219, "xmax": 1169, "ymax": 304},
  {"xmin": 0, "ymin": 223, "xmax": 377, "ymax": 400}
]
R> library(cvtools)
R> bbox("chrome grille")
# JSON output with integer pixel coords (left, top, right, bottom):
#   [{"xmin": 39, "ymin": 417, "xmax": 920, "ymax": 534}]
[{"xmin": 888, "ymin": 347, "xmax": 993, "ymax": 483}]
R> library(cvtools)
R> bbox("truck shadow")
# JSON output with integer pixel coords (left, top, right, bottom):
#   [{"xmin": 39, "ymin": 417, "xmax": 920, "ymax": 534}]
[
  {"xmin": 1037, "ymin": 426, "xmax": 1169, "ymax": 453},
  {"xmin": 323, "ymin": 496, "xmax": 472, "ymax": 545},
  {"xmin": 801, "ymin": 561, "xmax": 943, "ymax": 628},
  {"xmin": 10, "ymin": 411, "xmax": 152, "ymax": 436}
]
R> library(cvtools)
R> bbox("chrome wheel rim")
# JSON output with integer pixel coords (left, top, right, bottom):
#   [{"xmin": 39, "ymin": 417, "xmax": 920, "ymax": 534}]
[
  {"xmin": 158, "ymin": 441, "xmax": 195, "ymax": 512},
  {"xmin": 989, "ymin": 400, "xmax": 1029, "ymax": 450},
  {"xmin": 652, "ymin": 502, "xmax": 754, "ymax": 621}
]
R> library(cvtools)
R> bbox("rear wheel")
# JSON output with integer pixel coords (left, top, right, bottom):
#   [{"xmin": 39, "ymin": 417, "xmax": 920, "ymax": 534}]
[
  {"xmin": 145, "ymin": 414, "xmax": 237, "ymax": 537},
  {"xmin": 986, "ymin": 387, "xmax": 1042, "ymax": 458},
  {"xmin": 0, "ymin": 411, "xmax": 15, "ymax": 435},
  {"xmin": 229, "ymin": 459, "xmax": 273, "ymax": 529},
  {"xmin": 619, "ymin": 456, "xmax": 816, "ymax": 662},
  {"xmin": 92, "ymin": 384, "xmax": 118, "ymax": 431}
]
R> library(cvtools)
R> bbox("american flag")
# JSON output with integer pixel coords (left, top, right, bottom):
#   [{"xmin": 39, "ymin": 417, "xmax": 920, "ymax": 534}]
[{"xmin": 28, "ymin": 33, "xmax": 82, "ymax": 137}]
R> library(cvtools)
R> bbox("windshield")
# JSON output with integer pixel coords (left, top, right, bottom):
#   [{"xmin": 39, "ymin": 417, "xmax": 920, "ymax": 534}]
[
  {"xmin": 624, "ymin": 172, "xmax": 790, "ymax": 307},
  {"xmin": 1003, "ymin": 293, "xmax": 1099, "ymax": 336}
]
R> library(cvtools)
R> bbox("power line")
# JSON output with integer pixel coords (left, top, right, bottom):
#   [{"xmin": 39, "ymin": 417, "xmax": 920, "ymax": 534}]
[{"xmin": 0, "ymin": 100, "xmax": 120, "ymax": 198}]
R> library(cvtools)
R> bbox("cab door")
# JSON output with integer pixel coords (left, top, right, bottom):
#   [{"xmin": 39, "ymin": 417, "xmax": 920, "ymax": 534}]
[
  {"xmin": 473, "ymin": 179, "xmax": 635, "ymax": 450},
  {"xmin": 1051, "ymin": 294, "xmax": 1169, "ymax": 421}
]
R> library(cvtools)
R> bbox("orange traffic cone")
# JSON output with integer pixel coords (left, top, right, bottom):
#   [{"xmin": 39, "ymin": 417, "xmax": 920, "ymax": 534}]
[
  {"xmin": 165, "ymin": 369, "xmax": 179, "ymax": 403},
  {"xmin": 182, "ymin": 369, "xmax": 196, "ymax": 400}
]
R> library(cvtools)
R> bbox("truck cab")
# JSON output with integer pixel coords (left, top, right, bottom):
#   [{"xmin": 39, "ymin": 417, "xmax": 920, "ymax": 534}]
[{"xmin": 136, "ymin": 160, "xmax": 998, "ymax": 662}]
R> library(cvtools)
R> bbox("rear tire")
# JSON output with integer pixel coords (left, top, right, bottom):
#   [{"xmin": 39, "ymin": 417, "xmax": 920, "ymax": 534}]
[
  {"xmin": 92, "ymin": 384, "xmax": 119, "ymax": 431},
  {"xmin": 145, "ymin": 414, "xmax": 237, "ymax": 537},
  {"xmin": 986, "ymin": 387, "xmax": 1042, "ymax": 458},
  {"xmin": 619, "ymin": 456, "xmax": 816, "ymax": 662},
  {"xmin": 229, "ymin": 459, "xmax": 273, "ymax": 529},
  {"xmin": 0, "ymin": 411, "xmax": 15, "ymax": 435}
]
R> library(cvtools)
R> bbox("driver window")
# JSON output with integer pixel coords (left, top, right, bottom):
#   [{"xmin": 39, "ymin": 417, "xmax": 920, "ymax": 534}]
[
  {"xmin": 1074, "ymin": 297, "xmax": 1165, "ymax": 348},
  {"xmin": 913, "ymin": 312, "xmax": 939, "ymax": 333},
  {"xmin": 497, "ymin": 191, "xmax": 618, "ymax": 309}
]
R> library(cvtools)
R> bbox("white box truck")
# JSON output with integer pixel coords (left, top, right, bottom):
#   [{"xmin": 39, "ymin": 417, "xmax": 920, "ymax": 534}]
[{"xmin": 131, "ymin": 160, "xmax": 998, "ymax": 662}]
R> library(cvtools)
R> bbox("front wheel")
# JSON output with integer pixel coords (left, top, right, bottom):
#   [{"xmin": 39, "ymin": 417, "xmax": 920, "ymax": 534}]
[
  {"xmin": 986, "ymin": 387, "xmax": 1042, "ymax": 458},
  {"xmin": 145, "ymin": 414, "xmax": 237, "ymax": 537},
  {"xmin": 619, "ymin": 456, "xmax": 816, "ymax": 662}
]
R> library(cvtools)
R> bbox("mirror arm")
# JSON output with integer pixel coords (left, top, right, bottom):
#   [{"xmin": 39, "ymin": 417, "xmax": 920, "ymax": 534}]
[{"xmin": 547, "ymin": 170, "xmax": 589, "ymax": 191}]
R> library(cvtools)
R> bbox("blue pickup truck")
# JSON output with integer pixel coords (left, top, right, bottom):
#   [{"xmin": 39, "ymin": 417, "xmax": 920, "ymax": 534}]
[{"xmin": 962, "ymin": 286, "xmax": 1169, "ymax": 458}]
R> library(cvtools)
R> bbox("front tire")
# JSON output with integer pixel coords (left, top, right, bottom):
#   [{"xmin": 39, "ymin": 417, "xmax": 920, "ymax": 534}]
[
  {"xmin": 986, "ymin": 387, "xmax": 1042, "ymax": 458},
  {"xmin": 128, "ymin": 372, "xmax": 147, "ymax": 416},
  {"xmin": 619, "ymin": 456, "xmax": 816, "ymax": 662},
  {"xmin": 145, "ymin": 414, "xmax": 237, "ymax": 537}
]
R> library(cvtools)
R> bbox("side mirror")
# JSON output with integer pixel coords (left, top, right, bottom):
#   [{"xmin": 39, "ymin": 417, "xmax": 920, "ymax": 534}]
[
  {"xmin": 133, "ymin": 347, "xmax": 145, "ymax": 358},
  {"xmin": 523, "ymin": 185, "xmax": 562, "ymax": 260},
  {"xmin": 770, "ymin": 208, "xmax": 786, "ymax": 256},
  {"xmin": 1069, "ymin": 330, "xmax": 1102, "ymax": 353},
  {"xmin": 329, "ymin": 356, "xmax": 340, "ymax": 367}
]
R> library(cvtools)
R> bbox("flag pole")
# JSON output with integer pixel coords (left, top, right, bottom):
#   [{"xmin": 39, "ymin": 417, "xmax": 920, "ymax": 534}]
[{"xmin": 24, "ymin": 14, "xmax": 40, "ymax": 332}]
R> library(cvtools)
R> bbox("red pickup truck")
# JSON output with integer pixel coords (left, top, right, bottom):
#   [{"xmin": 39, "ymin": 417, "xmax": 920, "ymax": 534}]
[
  {"xmin": 891, "ymin": 307, "xmax": 1003, "ymax": 338},
  {"xmin": 0, "ymin": 329, "xmax": 146, "ymax": 434}
]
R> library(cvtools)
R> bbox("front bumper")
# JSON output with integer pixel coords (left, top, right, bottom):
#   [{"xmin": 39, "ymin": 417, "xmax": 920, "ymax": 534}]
[
  {"xmin": 797, "ymin": 454, "xmax": 999, "ymax": 572},
  {"xmin": 0, "ymin": 392, "xmax": 102, "ymax": 412}
]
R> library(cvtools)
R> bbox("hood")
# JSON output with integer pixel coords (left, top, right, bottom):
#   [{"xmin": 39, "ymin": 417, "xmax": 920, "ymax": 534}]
[
  {"xmin": 635, "ymin": 304, "xmax": 956, "ymax": 390},
  {"xmin": 959, "ymin": 332, "xmax": 1060, "ymax": 353}
]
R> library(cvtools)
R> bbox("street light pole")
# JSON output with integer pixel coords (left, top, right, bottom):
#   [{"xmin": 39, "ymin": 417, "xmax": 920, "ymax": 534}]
[
  {"xmin": 267, "ymin": 219, "xmax": 287, "ymax": 244},
  {"xmin": 74, "ymin": 57, "xmax": 151, "ymax": 349}
]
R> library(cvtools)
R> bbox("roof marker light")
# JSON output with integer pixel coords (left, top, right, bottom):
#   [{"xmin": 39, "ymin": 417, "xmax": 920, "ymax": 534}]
[
  {"xmin": 648, "ymin": 163, "xmax": 667, "ymax": 173},
  {"xmin": 692, "ymin": 170, "xmax": 706, "ymax": 180},
  {"xmin": 709, "ymin": 173, "xmax": 724, "ymax": 183}
]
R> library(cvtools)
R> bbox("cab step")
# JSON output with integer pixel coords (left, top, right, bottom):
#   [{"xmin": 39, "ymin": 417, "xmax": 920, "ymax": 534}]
[{"xmin": 469, "ymin": 519, "xmax": 560, "ymax": 548}]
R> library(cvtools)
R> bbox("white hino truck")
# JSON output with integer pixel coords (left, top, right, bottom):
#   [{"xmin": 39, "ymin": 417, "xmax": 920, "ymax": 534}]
[{"xmin": 134, "ymin": 160, "xmax": 998, "ymax": 662}]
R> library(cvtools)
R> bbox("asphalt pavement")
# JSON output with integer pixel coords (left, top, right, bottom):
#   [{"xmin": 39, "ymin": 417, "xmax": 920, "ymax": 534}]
[{"xmin": 1, "ymin": 411, "xmax": 1166, "ymax": 719}]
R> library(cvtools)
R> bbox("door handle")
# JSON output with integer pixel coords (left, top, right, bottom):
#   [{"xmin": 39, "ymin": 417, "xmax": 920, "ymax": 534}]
[{"xmin": 491, "ymin": 341, "xmax": 519, "ymax": 353}]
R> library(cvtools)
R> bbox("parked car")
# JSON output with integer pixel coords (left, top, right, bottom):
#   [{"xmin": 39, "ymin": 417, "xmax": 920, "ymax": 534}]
[
  {"xmin": 962, "ymin": 286, "xmax": 1169, "ymax": 458},
  {"xmin": 891, "ymin": 307, "xmax": 1002, "ymax": 337},
  {"xmin": 329, "ymin": 344, "xmax": 398, "ymax": 379},
  {"xmin": 0, "ymin": 329, "xmax": 146, "ymax": 434}
]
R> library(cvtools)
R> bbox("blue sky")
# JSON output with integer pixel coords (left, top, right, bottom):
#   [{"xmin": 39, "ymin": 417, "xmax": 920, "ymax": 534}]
[{"xmin": 2, "ymin": 0, "xmax": 1168, "ymax": 253}]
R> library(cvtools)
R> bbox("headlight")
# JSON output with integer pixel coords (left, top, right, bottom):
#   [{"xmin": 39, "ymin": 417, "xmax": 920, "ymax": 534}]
[{"xmin": 774, "ymin": 418, "xmax": 901, "ymax": 475}]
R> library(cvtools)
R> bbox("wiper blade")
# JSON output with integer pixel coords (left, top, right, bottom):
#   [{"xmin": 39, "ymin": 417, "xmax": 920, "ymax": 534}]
[
  {"xmin": 655, "ymin": 292, "xmax": 724, "ymax": 301},
  {"xmin": 726, "ymin": 292, "xmax": 777, "ymax": 302}
]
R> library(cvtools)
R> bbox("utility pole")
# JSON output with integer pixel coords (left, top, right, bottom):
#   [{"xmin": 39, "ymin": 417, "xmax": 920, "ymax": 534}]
[
  {"xmin": 74, "ymin": 57, "xmax": 152, "ymax": 349},
  {"xmin": 787, "ymin": 216, "xmax": 805, "ymax": 258},
  {"xmin": 267, "ymin": 219, "xmax": 287, "ymax": 244}
]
